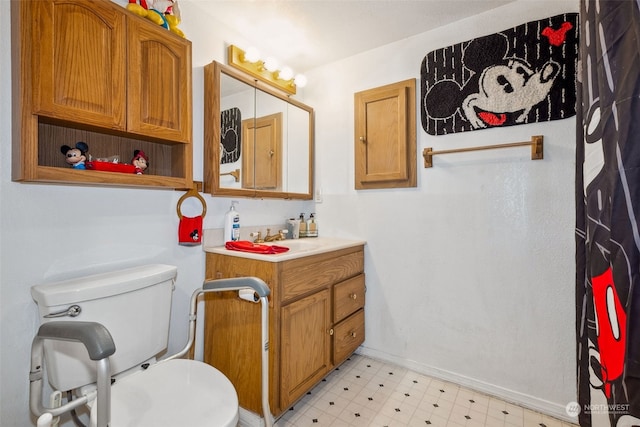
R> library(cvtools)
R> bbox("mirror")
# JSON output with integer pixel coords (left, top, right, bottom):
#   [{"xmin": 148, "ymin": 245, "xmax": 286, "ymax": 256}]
[{"xmin": 204, "ymin": 61, "xmax": 314, "ymax": 199}]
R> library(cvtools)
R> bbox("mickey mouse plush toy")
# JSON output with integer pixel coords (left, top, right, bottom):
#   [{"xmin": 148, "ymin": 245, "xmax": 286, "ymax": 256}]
[{"xmin": 60, "ymin": 142, "xmax": 89, "ymax": 170}]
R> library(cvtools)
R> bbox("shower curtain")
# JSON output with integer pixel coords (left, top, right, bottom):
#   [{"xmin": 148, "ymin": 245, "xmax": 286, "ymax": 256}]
[{"xmin": 576, "ymin": 1, "xmax": 640, "ymax": 426}]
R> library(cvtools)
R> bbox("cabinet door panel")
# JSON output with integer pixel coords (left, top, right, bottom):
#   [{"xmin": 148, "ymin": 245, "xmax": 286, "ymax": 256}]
[
  {"xmin": 127, "ymin": 17, "xmax": 192, "ymax": 142},
  {"xmin": 354, "ymin": 79, "xmax": 416, "ymax": 189},
  {"xmin": 32, "ymin": 0, "xmax": 126, "ymax": 129},
  {"xmin": 280, "ymin": 289, "xmax": 331, "ymax": 409}
]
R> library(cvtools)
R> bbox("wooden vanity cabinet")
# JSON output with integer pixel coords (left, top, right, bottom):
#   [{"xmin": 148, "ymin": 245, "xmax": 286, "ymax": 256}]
[
  {"xmin": 12, "ymin": 0, "xmax": 193, "ymax": 188},
  {"xmin": 204, "ymin": 245, "xmax": 365, "ymax": 417}
]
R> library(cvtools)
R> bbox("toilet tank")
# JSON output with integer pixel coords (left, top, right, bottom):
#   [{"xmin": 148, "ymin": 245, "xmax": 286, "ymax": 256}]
[{"xmin": 31, "ymin": 264, "xmax": 177, "ymax": 392}]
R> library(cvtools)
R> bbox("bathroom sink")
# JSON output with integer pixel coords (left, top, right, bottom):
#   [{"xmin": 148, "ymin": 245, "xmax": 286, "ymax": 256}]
[
  {"xmin": 205, "ymin": 237, "xmax": 366, "ymax": 262},
  {"xmin": 269, "ymin": 239, "xmax": 320, "ymax": 252}
]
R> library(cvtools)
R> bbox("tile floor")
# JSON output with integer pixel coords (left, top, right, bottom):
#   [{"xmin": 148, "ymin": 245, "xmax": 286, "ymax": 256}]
[{"xmin": 274, "ymin": 354, "xmax": 577, "ymax": 427}]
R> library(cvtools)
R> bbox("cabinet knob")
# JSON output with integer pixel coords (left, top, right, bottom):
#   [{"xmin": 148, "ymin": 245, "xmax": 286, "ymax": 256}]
[
  {"xmin": 349, "ymin": 293, "xmax": 358, "ymax": 300},
  {"xmin": 359, "ymin": 136, "xmax": 366, "ymax": 143},
  {"xmin": 350, "ymin": 331, "xmax": 357, "ymax": 338},
  {"xmin": 328, "ymin": 328, "xmax": 334, "ymax": 336}
]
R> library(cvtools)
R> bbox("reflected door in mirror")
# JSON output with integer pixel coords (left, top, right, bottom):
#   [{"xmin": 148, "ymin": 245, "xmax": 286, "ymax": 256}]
[{"xmin": 242, "ymin": 113, "xmax": 282, "ymax": 190}]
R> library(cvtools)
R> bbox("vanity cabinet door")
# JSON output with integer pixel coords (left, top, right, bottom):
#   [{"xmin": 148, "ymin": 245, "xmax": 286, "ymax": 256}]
[
  {"xmin": 280, "ymin": 288, "xmax": 331, "ymax": 410},
  {"xmin": 31, "ymin": 0, "xmax": 127, "ymax": 129},
  {"xmin": 127, "ymin": 16, "xmax": 192, "ymax": 143}
]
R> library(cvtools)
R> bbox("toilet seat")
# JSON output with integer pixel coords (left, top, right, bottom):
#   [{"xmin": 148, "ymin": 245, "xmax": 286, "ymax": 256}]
[{"xmin": 91, "ymin": 359, "xmax": 239, "ymax": 427}]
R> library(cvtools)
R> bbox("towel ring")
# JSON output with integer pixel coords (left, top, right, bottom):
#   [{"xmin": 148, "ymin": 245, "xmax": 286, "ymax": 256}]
[{"xmin": 176, "ymin": 188, "xmax": 207, "ymax": 220}]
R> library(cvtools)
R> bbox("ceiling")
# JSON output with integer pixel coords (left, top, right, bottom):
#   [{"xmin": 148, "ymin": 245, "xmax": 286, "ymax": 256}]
[{"xmin": 188, "ymin": 0, "xmax": 515, "ymax": 74}]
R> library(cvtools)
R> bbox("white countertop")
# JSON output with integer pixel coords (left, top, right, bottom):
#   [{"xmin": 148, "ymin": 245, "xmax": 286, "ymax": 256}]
[{"xmin": 204, "ymin": 237, "xmax": 366, "ymax": 262}]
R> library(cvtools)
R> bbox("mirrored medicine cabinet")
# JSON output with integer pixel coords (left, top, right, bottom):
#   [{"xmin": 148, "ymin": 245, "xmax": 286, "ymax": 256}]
[{"xmin": 203, "ymin": 61, "xmax": 314, "ymax": 199}]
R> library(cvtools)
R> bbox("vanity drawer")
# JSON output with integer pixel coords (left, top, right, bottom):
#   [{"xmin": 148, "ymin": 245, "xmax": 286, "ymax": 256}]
[
  {"xmin": 281, "ymin": 248, "xmax": 363, "ymax": 303},
  {"xmin": 333, "ymin": 274, "xmax": 365, "ymax": 322},
  {"xmin": 333, "ymin": 309, "xmax": 365, "ymax": 365}
]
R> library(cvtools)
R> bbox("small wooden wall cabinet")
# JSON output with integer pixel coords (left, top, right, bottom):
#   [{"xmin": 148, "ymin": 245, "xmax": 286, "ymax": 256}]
[
  {"xmin": 204, "ymin": 245, "xmax": 366, "ymax": 418},
  {"xmin": 354, "ymin": 79, "xmax": 416, "ymax": 189},
  {"xmin": 11, "ymin": 0, "xmax": 193, "ymax": 189}
]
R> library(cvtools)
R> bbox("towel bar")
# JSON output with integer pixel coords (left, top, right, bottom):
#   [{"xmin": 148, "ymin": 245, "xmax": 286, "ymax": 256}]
[{"xmin": 423, "ymin": 135, "xmax": 543, "ymax": 168}]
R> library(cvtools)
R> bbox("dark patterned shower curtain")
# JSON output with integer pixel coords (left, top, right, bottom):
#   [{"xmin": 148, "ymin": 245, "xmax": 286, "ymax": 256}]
[{"xmin": 576, "ymin": 1, "xmax": 640, "ymax": 426}]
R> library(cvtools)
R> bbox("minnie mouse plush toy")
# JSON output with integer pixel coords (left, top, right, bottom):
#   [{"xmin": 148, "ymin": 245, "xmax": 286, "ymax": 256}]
[{"xmin": 132, "ymin": 150, "xmax": 149, "ymax": 174}]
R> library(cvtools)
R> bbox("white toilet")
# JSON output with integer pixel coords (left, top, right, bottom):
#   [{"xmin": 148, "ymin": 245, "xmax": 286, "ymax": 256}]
[{"xmin": 30, "ymin": 264, "xmax": 240, "ymax": 427}]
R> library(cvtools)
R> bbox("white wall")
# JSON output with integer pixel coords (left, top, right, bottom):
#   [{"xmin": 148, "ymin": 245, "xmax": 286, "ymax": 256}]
[
  {"xmin": 0, "ymin": 0, "xmax": 579, "ymax": 425},
  {"xmin": 304, "ymin": 0, "xmax": 579, "ymax": 420}
]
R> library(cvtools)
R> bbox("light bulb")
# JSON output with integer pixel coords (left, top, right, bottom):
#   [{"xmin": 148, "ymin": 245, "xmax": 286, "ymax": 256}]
[
  {"xmin": 278, "ymin": 67, "xmax": 294, "ymax": 81},
  {"xmin": 294, "ymin": 74, "xmax": 308, "ymax": 88},
  {"xmin": 263, "ymin": 57, "xmax": 279, "ymax": 72},
  {"xmin": 244, "ymin": 47, "xmax": 260, "ymax": 63}
]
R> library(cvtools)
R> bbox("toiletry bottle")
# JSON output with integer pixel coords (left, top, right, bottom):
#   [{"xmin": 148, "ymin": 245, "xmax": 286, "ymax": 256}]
[
  {"xmin": 224, "ymin": 201, "xmax": 240, "ymax": 242},
  {"xmin": 298, "ymin": 213, "xmax": 307, "ymax": 238},
  {"xmin": 307, "ymin": 213, "xmax": 318, "ymax": 237},
  {"xmin": 287, "ymin": 218, "xmax": 300, "ymax": 239}
]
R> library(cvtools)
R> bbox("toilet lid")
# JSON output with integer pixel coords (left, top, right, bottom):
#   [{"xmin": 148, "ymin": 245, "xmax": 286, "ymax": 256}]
[{"xmin": 95, "ymin": 359, "xmax": 239, "ymax": 427}]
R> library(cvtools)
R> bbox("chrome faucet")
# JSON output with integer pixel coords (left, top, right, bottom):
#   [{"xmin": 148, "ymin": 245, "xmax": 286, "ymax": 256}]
[{"xmin": 264, "ymin": 228, "xmax": 288, "ymax": 242}]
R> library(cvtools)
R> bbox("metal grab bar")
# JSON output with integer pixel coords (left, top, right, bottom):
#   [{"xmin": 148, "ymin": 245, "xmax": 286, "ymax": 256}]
[
  {"xmin": 168, "ymin": 276, "xmax": 273, "ymax": 427},
  {"xmin": 30, "ymin": 322, "xmax": 115, "ymax": 427}
]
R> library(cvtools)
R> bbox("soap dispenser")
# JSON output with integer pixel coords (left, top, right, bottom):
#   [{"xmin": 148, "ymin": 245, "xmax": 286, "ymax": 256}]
[
  {"xmin": 298, "ymin": 213, "xmax": 307, "ymax": 238},
  {"xmin": 306, "ymin": 213, "xmax": 318, "ymax": 237},
  {"xmin": 224, "ymin": 201, "xmax": 240, "ymax": 242}
]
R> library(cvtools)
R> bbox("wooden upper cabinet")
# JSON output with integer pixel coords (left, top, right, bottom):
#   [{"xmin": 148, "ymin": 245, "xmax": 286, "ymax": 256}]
[
  {"xmin": 354, "ymin": 79, "xmax": 417, "ymax": 189},
  {"xmin": 13, "ymin": 0, "xmax": 193, "ymax": 189},
  {"xmin": 127, "ymin": 16, "xmax": 191, "ymax": 142},
  {"xmin": 31, "ymin": 0, "xmax": 127, "ymax": 130},
  {"xmin": 30, "ymin": 0, "xmax": 191, "ymax": 143}
]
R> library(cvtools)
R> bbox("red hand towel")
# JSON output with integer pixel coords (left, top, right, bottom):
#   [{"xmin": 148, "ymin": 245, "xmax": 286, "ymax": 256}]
[
  {"xmin": 225, "ymin": 240, "xmax": 289, "ymax": 254},
  {"xmin": 178, "ymin": 216, "xmax": 203, "ymax": 246}
]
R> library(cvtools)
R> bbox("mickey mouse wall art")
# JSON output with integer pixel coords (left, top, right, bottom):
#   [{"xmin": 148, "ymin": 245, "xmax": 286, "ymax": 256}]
[{"xmin": 421, "ymin": 13, "xmax": 578, "ymax": 135}]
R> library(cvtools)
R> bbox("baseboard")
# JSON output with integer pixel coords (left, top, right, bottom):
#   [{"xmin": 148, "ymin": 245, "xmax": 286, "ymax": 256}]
[
  {"xmin": 238, "ymin": 407, "xmax": 261, "ymax": 427},
  {"xmin": 355, "ymin": 346, "xmax": 578, "ymax": 424},
  {"xmin": 238, "ymin": 407, "xmax": 276, "ymax": 427}
]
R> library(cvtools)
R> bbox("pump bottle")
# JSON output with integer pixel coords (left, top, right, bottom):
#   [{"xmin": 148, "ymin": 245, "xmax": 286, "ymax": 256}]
[
  {"xmin": 298, "ymin": 213, "xmax": 307, "ymax": 237},
  {"xmin": 306, "ymin": 213, "xmax": 318, "ymax": 237},
  {"xmin": 224, "ymin": 201, "xmax": 240, "ymax": 242}
]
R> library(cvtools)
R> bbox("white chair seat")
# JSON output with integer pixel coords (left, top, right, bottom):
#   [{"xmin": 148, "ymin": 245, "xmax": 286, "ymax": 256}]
[{"xmin": 92, "ymin": 359, "xmax": 238, "ymax": 427}]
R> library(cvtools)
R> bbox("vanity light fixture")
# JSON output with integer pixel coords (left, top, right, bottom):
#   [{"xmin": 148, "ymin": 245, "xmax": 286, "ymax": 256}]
[{"xmin": 228, "ymin": 44, "xmax": 307, "ymax": 95}]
